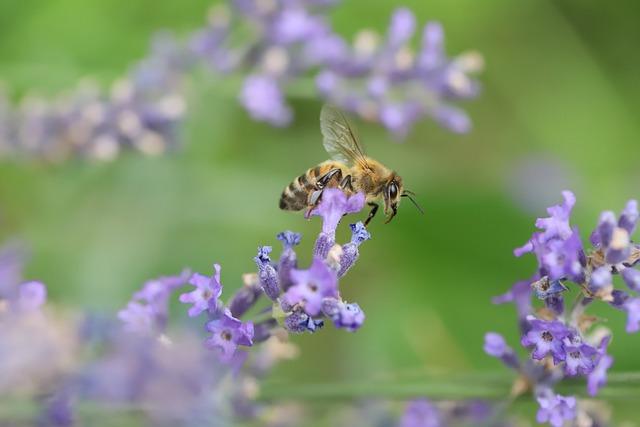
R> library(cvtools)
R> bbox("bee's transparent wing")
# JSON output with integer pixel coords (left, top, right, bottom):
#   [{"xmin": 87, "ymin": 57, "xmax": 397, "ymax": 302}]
[{"xmin": 320, "ymin": 105, "xmax": 369, "ymax": 168}]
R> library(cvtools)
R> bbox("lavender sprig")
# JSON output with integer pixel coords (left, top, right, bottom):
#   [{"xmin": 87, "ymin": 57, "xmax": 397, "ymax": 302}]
[
  {"xmin": 486, "ymin": 191, "xmax": 639, "ymax": 426},
  {"xmin": 0, "ymin": 2, "xmax": 483, "ymax": 162}
]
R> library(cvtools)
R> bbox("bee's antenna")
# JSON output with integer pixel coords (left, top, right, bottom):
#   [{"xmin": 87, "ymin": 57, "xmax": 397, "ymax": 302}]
[{"xmin": 401, "ymin": 192, "xmax": 424, "ymax": 215}]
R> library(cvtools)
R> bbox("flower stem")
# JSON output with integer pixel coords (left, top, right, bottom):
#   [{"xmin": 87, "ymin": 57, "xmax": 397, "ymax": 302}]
[{"xmin": 258, "ymin": 372, "xmax": 640, "ymax": 402}]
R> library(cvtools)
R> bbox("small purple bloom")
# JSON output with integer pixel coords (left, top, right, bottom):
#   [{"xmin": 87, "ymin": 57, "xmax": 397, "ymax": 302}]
[
  {"xmin": 536, "ymin": 392, "xmax": 577, "ymax": 427},
  {"xmin": 254, "ymin": 246, "xmax": 280, "ymax": 301},
  {"xmin": 623, "ymin": 298, "xmax": 640, "ymax": 333},
  {"xmin": 622, "ymin": 267, "xmax": 640, "ymax": 292},
  {"xmin": 590, "ymin": 266, "xmax": 612, "ymax": 292},
  {"xmin": 117, "ymin": 301, "xmax": 154, "ymax": 333},
  {"xmin": 179, "ymin": 265, "xmax": 223, "ymax": 317},
  {"xmin": 15, "ymin": 281, "xmax": 47, "ymax": 312},
  {"xmin": 205, "ymin": 309, "xmax": 254, "ymax": 362},
  {"xmin": 284, "ymin": 257, "xmax": 338, "ymax": 316},
  {"xmin": 483, "ymin": 332, "xmax": 519, "ymax": 370},
  {"xmin": 388, "ymin": 8, "xmax": 416, "ymax": 47},
  {"xmin": 521, "ymin": 317, "xmax": 571, "ymax": 363},
  {"xmin": 239, "ymin": 75, "xmax": 292, "ymax": 126},
  {"xmin": 619, "ymin": 199, "xmax": 639, "ymax": 236},
  {"xmin": 399, "ymin": 398, "xmax": 442, "ymax": 427},
  {"xmin": 587, "ymin": 354, "xmax": 613, "ymax": 397},
  {"xmin": 337, "ymin": 222, "xmax": 370, "ymax": 277},
  {"xmin": 277, "ymin": 231, "xmax": 301, "ymax": 291},
  {"xmin": 228, "ymin": 277, "xmax": 263, "ymax": 318},
  {"xmin": 321, "ymin": 297, "xmax": 365, "ymax": 332},
  {"xmin": 515, "ymin": 191, "xmax": 575, "ymax": 257},
  {"xmin": 311, "ymin": 188, "xmax": 366, "ymax": 236},
  {"xmin": 39, "ymin": 390, "xmax": 74, "ymax": 427},
  {"xmin": 562, "ymin": 338, "xmax": 597, "ymax": 376}
]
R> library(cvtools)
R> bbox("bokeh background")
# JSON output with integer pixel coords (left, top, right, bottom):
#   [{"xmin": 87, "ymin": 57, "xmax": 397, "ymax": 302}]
[{"xmin": 1, "ymin": 0, "xmax": 639, "ymax": 423}]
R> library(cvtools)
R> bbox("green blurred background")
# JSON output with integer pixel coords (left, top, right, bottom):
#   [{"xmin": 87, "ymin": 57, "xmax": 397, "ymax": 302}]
[{"xmin": 1, "ymin": 0, "xmax": 639, "ymax": 422}]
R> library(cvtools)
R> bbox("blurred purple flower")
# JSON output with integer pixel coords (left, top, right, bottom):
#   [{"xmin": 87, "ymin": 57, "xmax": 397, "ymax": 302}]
[
  {"xmin": 398, "ymin": 399, "xmax": 441, "ymax": 427},
  {"xmin": 179, "ymin": 265, "xmax": 223, "ymax": 317},
  {"xmin": 535, "ymin": 391, "xmax": 576, "ymax": 427},
  {"xmin": 240, "ymin": 75, "xmax": 292, "ymax": 126}
]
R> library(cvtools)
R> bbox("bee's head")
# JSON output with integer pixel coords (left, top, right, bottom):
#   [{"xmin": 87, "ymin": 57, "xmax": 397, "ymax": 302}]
[
  {"xmin": 382, "ymin": 174, "xmax": 403, "ymax": 223},
  {"xmin": 383, "ymin": 174, "xmax": 423, "ymax": 224}
]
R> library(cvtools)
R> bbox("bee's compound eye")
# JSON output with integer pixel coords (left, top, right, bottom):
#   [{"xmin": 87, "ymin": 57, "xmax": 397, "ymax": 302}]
[{"xmin": 388, "ymin": 182, "xmax": 398, "ymax": 199}]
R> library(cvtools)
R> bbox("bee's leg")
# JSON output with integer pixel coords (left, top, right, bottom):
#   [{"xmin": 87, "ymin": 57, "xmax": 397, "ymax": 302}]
[
  {"xmin": 316, "ymin": 168, "xmax": 342, "ymax": 190},
  {"xmin": 339, "ymin": 174, "xmax": 354, "ymax": 192},
  {"xmin": 364, "ymin": 202, "xmax": 379, "ymax": 227}
]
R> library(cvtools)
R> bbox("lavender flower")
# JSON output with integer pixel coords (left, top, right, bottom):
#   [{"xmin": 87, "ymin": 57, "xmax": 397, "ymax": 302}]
[
  {"xmin": 254, "ymin": 246, "xmax": 280, "ymax": 300},
  {"xmin": 535, "ymin": 391, "xmax": 576, "ymax": 427},
  {"xmin": 283, "ymin": 257, "xmax": 338, "ymax": 316},
  {"xmin": 317, "ymin": 8, "xmax": 483, "ymax": 138},
  {"xmin": 311, "ymin": 188, "xmax": 365, "ymax": 258},
  {"xmin": 118, "ymin": 271, "xmax": 189, "ymax": 333},
  {"xmin": 277, "ymin": 231, "xmax": 301, "ymax": 291},
  {"xmin": 398, "ymin": 399, "xmax": 441, "ymax": 427},
  {"xmin": 337, "ymin": 222, "xmax": 371, "ymax": 277},
  {"xmin": 205, "ymin": 309, "xmax": 254, "ymax": 362},
  {"xmin": 521, "ymin": 317, "xmax": 570, "ymax": 363},
  {"xmin": 179, "ymin": 265, "xmax": 223, "ymax": 317},
  {"xmin": 14, "ymin": 281, "xmax": 47, "ymax": 313},
  {"xmin": 483, "ymin": 332, "xmax": 519, "ymax": 370},
  {"xmin": 488, "ymin": 192, "xmax": 640, "ymax": 425},
  {"xmin": 321, "ymin": 297, "xmax": 365, "ymax": 331}
]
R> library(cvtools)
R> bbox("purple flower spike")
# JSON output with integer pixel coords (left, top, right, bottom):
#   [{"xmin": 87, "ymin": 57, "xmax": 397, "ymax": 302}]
[
  {"xmin": 15, "ymin": 281, "xmax": 47, "ymax": 312},
  {"xmin": 337, "ymin": 222, "xmax": 371, "ymax": 277},
  {"xmin": 179, "ymin": 265, "xmax": 223, "ymax": 318},
  {"xmin": 40, "ymin": 390, "xmax": 74, "ymax": 427},
  {"xmin": 619, "ymin": 199, "xmax": 639, "ymax": 236},
  {"xmin": 284, "ymin": 257, "xmax": 338, "ymax": 316},
  {"xmin": 521, "ymin": 317, "xmax": 571, "ymax": 363},
  {"xmin": 562, "ymin": 338, "xmax": 597, "ymax": 376},
  {"xmin": 277, "ymin": 231, "xmax": 301, "ymax": 291},
  {"xmin": 205, "ymin": 309, "xmax": 254, "ymax": 362},
  {"xmin": 622, "ymin": 268, "xmax": 640, "ymax": 292},
  {"xmin": 483, "ymin": 332, "xmax": 519, "ymax": 370},
  {"xmin": 240, "ymin": 75, "xmax": 292, "ymax": 127},
  {"xmin": 254, "ymin": 246, "xmax": 280, "ymax": 300},
  {"xmin": 515, "ymin": 191, "xmax": 575, "ymax": 257},
  {"xmin": 399, "ymin": 399, "xmax": 442, "ymax": 427},
  {"xmin": 623, "ymin": 298, "xmax": 640, "ymax": 333},
  {"xmin": 536, "ymin": 391, "xmax": 577, "ymax": 427},
  {"xmin": 321, "ymin": 297, "xmax": 365, "ymax": 332}
]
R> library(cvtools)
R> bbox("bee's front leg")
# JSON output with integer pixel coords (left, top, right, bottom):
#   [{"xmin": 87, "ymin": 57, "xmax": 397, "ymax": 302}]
[
  {"xmin": 339, "ymin": 174, "xmax": 354, "ymax": 192},
  {"xmin": 364, "ymin": 202, "xmax": 379, "ymax": 227}
]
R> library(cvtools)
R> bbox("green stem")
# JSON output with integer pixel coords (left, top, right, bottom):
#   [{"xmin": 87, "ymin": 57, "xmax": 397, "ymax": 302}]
[{"xmin": 258, "ymin": 372, "xmax": 640, "ymax": 402}]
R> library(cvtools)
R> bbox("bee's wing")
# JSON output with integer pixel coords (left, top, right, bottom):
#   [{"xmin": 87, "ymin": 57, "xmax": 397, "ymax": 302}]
[{"xmin": 320, "ymin": 105, "xmax": 369, "ymax": 168}]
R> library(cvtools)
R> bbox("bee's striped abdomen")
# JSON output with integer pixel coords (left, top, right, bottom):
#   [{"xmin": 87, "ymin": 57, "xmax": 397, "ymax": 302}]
[{"xmin": 279, "ymin": 162, "xmax": 344, "ymax": 211}]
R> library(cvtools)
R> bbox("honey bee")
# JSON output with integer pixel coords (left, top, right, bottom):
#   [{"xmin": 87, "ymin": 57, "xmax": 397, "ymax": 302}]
[{"xmin": 279, "ymin": 105, "xmax": 423, "ymax": 225}]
